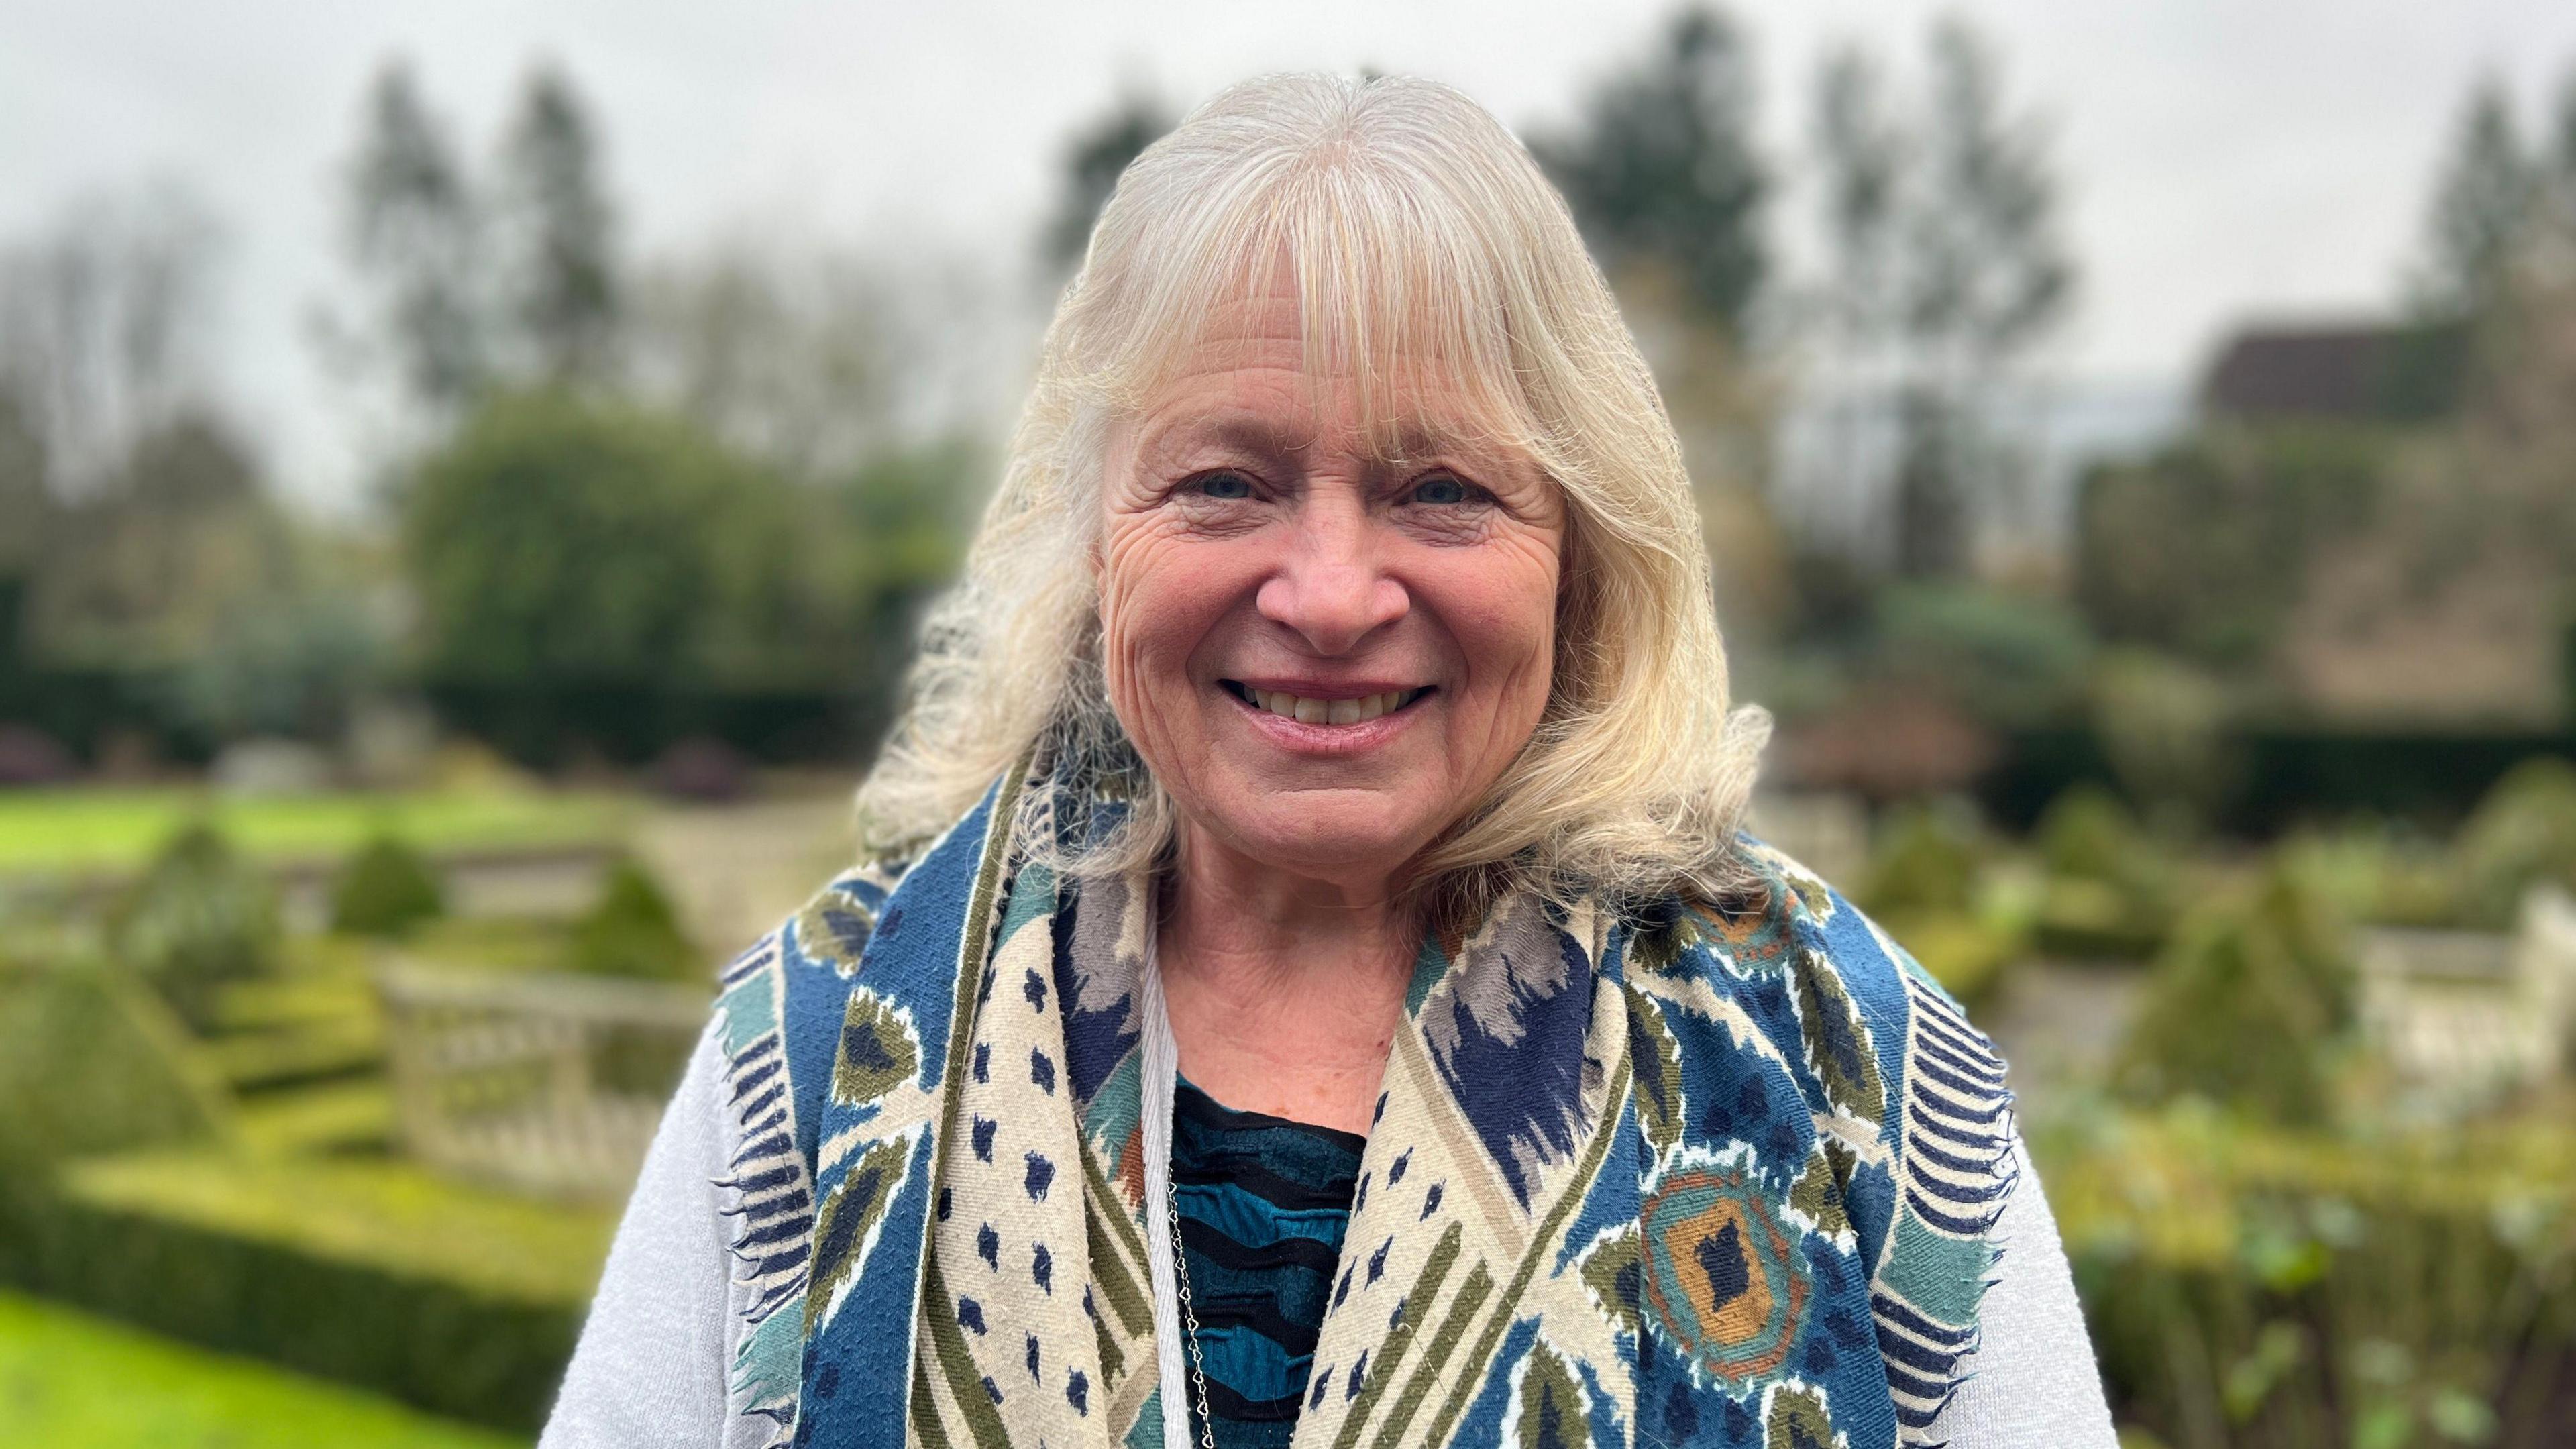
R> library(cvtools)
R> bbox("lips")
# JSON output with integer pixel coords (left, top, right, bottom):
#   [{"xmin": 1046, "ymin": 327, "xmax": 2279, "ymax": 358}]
[{"xmin": 1219, "ymin": 680, "xmax": 1430, "ymax": 726}]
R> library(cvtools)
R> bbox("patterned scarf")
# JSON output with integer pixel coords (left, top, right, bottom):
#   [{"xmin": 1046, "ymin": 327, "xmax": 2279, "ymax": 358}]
[{"xmin": 708, "ymin": 767, "xmax": 2016, "ymax": 1449}]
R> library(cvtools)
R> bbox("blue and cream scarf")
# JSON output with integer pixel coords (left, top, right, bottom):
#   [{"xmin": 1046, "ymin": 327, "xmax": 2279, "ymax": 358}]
[{"xmin": 708, "ymin": 767, "xmax": 2016, "ymax": 1449}]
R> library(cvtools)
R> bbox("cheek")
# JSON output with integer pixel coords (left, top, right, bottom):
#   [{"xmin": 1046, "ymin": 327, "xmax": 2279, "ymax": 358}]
[
  {"xmin": 1444, "ymin": 535, "xmax": 1562, "ymax": 708},
  {"xmin": 1097, "ymin": 523, "xmax": 1231, "ymax": 719}
]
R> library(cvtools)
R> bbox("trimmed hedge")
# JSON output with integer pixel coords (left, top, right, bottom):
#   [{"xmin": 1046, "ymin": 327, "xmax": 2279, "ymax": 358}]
[
  {"xmin": 0, "ymin": 1150, "xmax": 612, "ymax": 1432},
  {"xmin": 1984, "ymin": 727, "xmax": 2576, "ymax": 837}
]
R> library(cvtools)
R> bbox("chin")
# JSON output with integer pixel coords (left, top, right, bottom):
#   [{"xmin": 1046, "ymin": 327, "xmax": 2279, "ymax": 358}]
[{"xmin": 1208, "ymin": 790, "xmax": 1433, "ymax": 879}]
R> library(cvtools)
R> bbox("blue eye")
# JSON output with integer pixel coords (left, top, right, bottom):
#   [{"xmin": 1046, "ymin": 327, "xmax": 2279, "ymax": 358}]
[
  {"xmin": 1411, "ymin": 474, "xmax": 1471, "ymax": 505},
  {"xmin": 1195, "ymin": 471, "xmax": 1253, "ymax": 500}
]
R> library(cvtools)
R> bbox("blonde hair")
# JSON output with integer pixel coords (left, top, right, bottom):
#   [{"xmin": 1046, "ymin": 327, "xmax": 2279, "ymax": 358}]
[{"xmin": 857, "ymin": 72, "xmax": 1770, "ymax": 910}]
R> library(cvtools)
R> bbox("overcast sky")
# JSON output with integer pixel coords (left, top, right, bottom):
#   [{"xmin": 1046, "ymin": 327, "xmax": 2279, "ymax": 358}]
[{"xmin": 5, "ymin": 0, "xmax": 2573, "ymax": 511}]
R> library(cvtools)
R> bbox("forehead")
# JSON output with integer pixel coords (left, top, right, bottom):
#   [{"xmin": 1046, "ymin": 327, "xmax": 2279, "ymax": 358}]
[{"xmin": 1133, "ymin": 274, "xmax": 1529, "ymax": 463}]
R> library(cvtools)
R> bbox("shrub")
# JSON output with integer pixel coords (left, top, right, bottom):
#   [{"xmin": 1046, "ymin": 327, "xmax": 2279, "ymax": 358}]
[
  {"xmin": 329, "ymin": 835, "xmax": 446, "ymax": 938},
  {"xmin": 2089, "ymin": 649, "xmax": 2243, "ymax": 830},
  {"xmin": 1860, "ymin": 802, "xmax": 1986, "ymax": 919},
  {"xmin": 2453, "ymin": 756, "xmax": 2576, "ymax": 929},
  {"xmin": 564, "ymin": 855, "xmax": 698, "ymax": 981},
  {"xmin": 2045, "ymin": 1102, "xmax": 2576, "ymax": 1449},
  {"xmin": 1860, "ymin": 804, "xmax": 2020, "ymax": 1008},
  {"xmin": 2288, "ymin": 822, "xmax": 2460, "ymax": 930},
  {"xmin": 107, "ymin": 822, "xmax": 280, "ymax": 1029},
  {"xmin": 1887, "ymin": 914, "xmax": 2019, "ymax": 1008},
  {"xmin": 2037, "ymin": 783, "xmax": 2145, "ymax": 881},
  {"xmin": 0, "ymin": 955, "xmax": 228, "ymax": 1170},
  {"xmin": 2118, "ymin": 862, "xmax": 2357, "ymax": 1124},
  {"xmin": 2033, "ymin": 785, "xmax": 2180, "ymax": 959},
  {"xmin": 1872, "ymin": 581, "xmax": 2096, "ymax": 727}
]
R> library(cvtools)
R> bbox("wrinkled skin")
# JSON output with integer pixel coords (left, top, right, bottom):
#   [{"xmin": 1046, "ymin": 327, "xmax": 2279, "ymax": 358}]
[{"xmin": 1095, "ymin": 280, "xmax": 1564, "ymax": 1131}]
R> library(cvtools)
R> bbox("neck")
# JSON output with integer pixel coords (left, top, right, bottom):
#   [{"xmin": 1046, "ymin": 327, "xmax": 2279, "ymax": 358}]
[
  {"xmin": 1152, "ymin": 820, "xmax": 1421, "ymax": 1132},
  {"xmin": 1159, "ymin": 820, "xmax": 1420, "ymax": 996}
]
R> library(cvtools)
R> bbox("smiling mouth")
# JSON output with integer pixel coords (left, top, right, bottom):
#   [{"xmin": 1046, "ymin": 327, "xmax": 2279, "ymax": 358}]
[{"xmin": 1219, "ymin": 680, "xmax": 1430, "ymax": 725}]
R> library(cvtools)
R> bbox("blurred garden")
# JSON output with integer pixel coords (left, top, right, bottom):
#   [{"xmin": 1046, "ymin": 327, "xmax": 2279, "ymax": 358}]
[{"xmin": 5, "ymin": 5, "xmax": 2576, "ymax": 1447}]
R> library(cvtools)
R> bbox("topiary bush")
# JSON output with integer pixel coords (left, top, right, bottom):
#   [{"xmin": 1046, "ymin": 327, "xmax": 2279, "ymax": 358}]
[
  {"xmin": 0, "ymin": 955, "xmax": 229, "ymax": 1171},
  {"xmin": 1860, "ymin": 803, "xmax": 2021, "ymax": 1007},
  {"xmin": 564, "ymin": 855, "xmax": 698, "ymax": 981},
  {"xmin": 2037, "ymin": 783, "xmax": 2146, "ymax": 881},
  {"xmin": 329, "ymin": 835, "xmax": 446, "ymax": 938},
  {"xmin": 106, "ymin": 823, "xmax": 281, "ymax": 1031},
  {"xmin": 2032, "ymin": 784, "xmax": 2182, "ymax": 959},
  {"xmin": 1861, "ymin": 801, "xmax": 1986, "ymax": 919},
  {"xmin": 2118, "ymin": 861, "xmax": 2358, "ymax": 1125}
]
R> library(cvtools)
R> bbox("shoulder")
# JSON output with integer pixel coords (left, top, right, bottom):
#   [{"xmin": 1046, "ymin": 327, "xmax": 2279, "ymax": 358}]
[
  {"xmin": 714, "ymin": 855, "xmax": 912, "ymax": 1046},
  {"xmin": 722, "ymin": 773, "xmax": 1026, "ymax": 1037},
  {"xmin": 1623, "ymin": 835, "xmax": 1965, "ymax": 1071},
  {"xmin": 1625, "ymin": 838, "xmax": 2023, "ymax": 1430},
  {"xmin": 1619, "ymin": 833, "xmax": 2015, "ymax": 1189}
]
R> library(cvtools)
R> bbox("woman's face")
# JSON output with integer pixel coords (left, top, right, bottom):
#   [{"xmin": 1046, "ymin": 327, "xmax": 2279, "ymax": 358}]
[{"xmin": 1097, "ymin": 284, "xmax": 1564, "ymax": 888}]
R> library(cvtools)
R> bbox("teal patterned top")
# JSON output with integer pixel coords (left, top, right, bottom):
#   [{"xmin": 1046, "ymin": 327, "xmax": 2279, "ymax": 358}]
[{"xmin": 1169, "ymin": 1076, "xmax": 1366, "ymax": 1448}]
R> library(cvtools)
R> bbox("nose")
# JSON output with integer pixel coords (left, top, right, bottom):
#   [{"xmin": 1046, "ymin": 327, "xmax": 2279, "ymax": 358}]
[{"xmin": 1254, "ymin": 491, "xmax": 1408, "ymax": 655}]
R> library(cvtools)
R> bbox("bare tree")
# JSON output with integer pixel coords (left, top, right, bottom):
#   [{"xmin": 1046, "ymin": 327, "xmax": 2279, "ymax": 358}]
[
  {"xmin": 1805, "ymin": 17, "xmax": 2072, "ymax": 578},
  {"xmin": 0, "ymin": 182, "xmax": 223, "ymax": 495},
  {"xmin": 629, "ymin": 242, "xmax": 904, "ymax": 481}
]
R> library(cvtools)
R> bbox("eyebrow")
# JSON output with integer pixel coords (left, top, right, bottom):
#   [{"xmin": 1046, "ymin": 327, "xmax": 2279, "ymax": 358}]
[
  {"xmin": 1143, "ymin": 415, "xmax": 1314, "ymax": 462},
  {"xmin": 1137, "ymin": 411, "xmax": 1501, "ymax": 471}
]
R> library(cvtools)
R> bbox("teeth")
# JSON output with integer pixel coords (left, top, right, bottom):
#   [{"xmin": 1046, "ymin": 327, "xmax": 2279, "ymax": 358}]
[{"xmin": 1240, "ymin": 686, "xmax": 1421, "ymax": 724}]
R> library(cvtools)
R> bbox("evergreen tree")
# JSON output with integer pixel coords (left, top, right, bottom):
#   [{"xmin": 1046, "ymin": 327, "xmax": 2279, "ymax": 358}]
[
  {"xmin": 2413, "ymin": 76, "xmax": 2538, "ymax": 319},
  {"xmin": 343, "ymin": 61, "xmax": 486, "ymax": 415},
  {"xmin": 1043, "ymin": 92, "xmax": 1171, "ymax": 272},
  {"xmin": 497, "ymin": 64, "xmax": 621, "ymax": 384},
  {"xmin": 2540, "ymin": 67, "xmax": 2576, "ymax": 244},
  {"xmin": 1536, "ymin": 7, "xmax": 1768, "ymax": 339}
]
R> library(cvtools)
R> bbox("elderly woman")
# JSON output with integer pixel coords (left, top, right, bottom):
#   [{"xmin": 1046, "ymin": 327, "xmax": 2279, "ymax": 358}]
[{"xmin": 545, "ymin": 74, "xmax": 2113, "ymax": 1449}]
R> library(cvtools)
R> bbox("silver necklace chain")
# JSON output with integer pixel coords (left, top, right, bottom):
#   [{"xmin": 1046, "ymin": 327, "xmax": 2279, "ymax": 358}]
[{"xmin": 1163, "ymin": 1173, "xmax": 1220, "ymax": 1449}]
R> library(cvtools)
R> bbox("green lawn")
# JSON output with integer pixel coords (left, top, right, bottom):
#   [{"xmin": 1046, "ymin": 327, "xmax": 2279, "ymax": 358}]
[
  {"xmin": 0, "ymin": 1290, "xmax": 524, "ymax": 1448},
  {"xmin": 0, "ymin": 788, "xmax": 631, "ymax": 878}
]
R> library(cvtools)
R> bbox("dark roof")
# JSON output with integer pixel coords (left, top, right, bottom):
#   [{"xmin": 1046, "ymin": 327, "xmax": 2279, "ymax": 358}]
[{"xmin": 2199, "ymin": 320, "xmax": 2470, "ymax": 423}]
